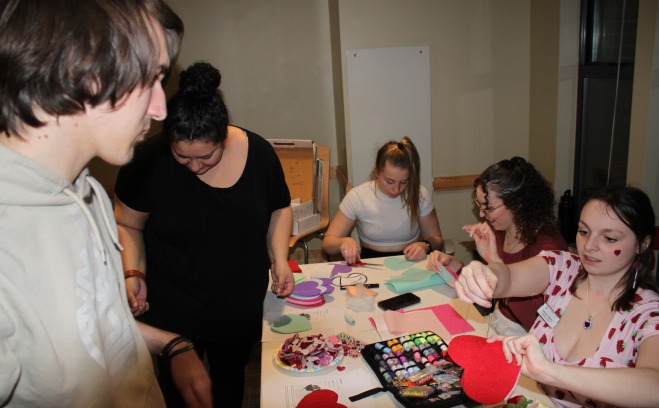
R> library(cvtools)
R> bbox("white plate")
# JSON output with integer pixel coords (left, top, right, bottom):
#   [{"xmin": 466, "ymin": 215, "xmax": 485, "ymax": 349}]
[{"xmin": 273, "ymin": 345, "xmax": 344, "ymax": 373}]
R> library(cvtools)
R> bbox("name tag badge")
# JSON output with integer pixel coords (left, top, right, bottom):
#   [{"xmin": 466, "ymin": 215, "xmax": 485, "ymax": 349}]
[{"xmin": 538, "ymin": 303, "xmax": 560, "ymax": 328}]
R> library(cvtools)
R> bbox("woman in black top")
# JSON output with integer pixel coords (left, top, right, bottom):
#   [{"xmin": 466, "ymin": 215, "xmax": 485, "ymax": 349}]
[{"xmin": 114, "ymin": 62, "xmax": 294, "ymax": 407}]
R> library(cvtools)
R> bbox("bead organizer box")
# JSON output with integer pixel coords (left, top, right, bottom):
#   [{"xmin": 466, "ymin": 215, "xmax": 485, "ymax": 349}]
[{"xmin": 359, "ymin": 331, "xmax": 468, "ymax": 407}]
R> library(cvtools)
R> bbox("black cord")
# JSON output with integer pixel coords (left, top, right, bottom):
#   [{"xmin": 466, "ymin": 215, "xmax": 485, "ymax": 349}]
[{"xmin": 331, "ymin": 272, "xmax": 367, "ymax": 288}]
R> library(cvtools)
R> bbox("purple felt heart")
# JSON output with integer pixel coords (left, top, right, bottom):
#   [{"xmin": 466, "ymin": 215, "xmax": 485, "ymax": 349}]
[
  {"xmin": 293, "ymin": 280, "xmax": 326, "ymax": 297},
  {"xmin": 292, "ymin": 279, "xmax": 334, "ymax": 297},
  {"xmin": 317, "ymin": 278, "xmax": 334, "ymax": 293},
  {"xmin": 330, "ymin": 264, "xmax": 352, "ymax": 277}
]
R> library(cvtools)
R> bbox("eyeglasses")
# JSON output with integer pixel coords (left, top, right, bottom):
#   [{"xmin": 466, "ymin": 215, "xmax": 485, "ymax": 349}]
[{"xmin": 473, "ymin": 197, "xmax": 504, "ymax": 214}]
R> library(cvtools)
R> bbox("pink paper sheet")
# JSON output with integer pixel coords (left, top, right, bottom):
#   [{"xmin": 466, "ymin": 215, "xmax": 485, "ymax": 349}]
[
  {"xmin": 403, "ymin": 304, "xmax": 474, "ymax": 335},
  {"xmin": 382, "ymin": 309, "xmax": 452, "ymax": 341}
]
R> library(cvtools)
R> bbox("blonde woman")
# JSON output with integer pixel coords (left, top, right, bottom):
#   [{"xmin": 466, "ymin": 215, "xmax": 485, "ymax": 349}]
[{"xmin": 323, "ymin": 137, "xmax": 444, "ymax": 263}]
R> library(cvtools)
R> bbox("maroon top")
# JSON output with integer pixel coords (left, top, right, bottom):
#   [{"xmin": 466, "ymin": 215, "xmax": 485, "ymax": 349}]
[{"xmin": 494, "ymin": 230, "xmax": 567, "ymax": 331}]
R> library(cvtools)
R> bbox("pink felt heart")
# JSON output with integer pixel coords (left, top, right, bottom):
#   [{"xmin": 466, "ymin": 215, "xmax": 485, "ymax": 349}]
[
  {"xmin": 286, "ymin": 294, "xmax": 326, "ymax": 308},
  {"xmin": 448, "ymin": 335, "xmax": 521, "ymax": 404},
  {"xmin": 296, "ymin": 389, "xmax": 346, "ymax": 408}
]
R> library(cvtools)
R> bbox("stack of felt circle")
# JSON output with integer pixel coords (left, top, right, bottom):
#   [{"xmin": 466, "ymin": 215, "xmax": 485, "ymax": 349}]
[{"xmin": 286, "ymin": 278, "xmax": 334, "ymax": 307}]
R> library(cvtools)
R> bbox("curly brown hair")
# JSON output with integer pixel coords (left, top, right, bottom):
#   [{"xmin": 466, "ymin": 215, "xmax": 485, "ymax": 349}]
[{"xmin": 474, "ymin": 157, "xmax": 559, "ymax": 252}]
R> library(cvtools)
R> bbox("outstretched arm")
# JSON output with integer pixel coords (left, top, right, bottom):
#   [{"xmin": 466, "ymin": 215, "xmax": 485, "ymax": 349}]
[{"xmin": 455, "ymin": 256, "xmax": 549, "ymax": 308}]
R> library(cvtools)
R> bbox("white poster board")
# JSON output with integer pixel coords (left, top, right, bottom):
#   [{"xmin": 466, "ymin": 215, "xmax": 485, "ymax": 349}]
[{"xmin": 345, "ymin": 46, "xmax": 432, "ymax": 193}]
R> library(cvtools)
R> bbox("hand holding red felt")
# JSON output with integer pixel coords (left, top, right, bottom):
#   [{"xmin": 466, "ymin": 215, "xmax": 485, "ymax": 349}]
[
  {"xmin": 500, "ymin": 333, "xmax": 553, "ymax": 382},
  {"xmin": 448, "ymin": 335, "xmax": 521, "ymax": 404},
  {"xmin": 296, "ymin": 389, "xmax": 346, "ymax": 408}
]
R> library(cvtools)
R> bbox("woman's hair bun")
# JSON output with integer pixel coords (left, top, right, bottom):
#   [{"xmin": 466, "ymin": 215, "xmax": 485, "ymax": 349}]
[{"xmin": 178, "ymin": 61, "xmax": 221, "ymax": 94}]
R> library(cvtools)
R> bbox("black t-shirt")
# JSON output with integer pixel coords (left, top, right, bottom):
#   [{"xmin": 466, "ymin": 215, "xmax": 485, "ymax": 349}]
[{"xmin": 115, "ymin": 129, "xmax": 290, "ymax": 341}]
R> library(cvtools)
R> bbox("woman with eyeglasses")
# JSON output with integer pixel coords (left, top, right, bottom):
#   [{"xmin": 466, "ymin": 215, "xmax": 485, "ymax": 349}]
[
  {"xmin": 322, "ymin": 137, "xmax": 444, "ymax": 263},
  {"xmin": 428, "ymin": 157, "xmax": 567, "ymax": 334}
]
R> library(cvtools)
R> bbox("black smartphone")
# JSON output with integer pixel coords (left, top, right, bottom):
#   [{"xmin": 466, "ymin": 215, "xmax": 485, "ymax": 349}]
[{"xmin": 377, "ymin": 292, "xmax": 421, "ymax": 310}]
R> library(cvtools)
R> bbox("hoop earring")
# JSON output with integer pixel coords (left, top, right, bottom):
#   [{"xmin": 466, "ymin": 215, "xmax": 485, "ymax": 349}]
[{"xmin": 633, "ymin": 269, "xmax": 638, "ymax": 289}]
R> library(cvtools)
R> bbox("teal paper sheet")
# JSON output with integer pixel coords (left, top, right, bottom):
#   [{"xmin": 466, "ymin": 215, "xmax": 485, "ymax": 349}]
[{"xmin": 384, "ymin": 267, "xmax": 452, "ymax": 293}]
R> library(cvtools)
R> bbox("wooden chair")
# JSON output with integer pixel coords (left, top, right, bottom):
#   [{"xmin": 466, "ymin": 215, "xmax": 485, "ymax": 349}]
[
  {"xmin": 288, "ymin": 144, "xmax": 330, "ymax": 263},
  {"xmin": 271, "ymin": 140, "xmax": 330, "ymax": 264}
]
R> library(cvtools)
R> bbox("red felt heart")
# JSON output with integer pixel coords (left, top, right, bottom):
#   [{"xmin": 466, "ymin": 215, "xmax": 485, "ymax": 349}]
[
  {"xmin": 296, "ymin": 389, "xmax": 346, "ymax": 408},
  {"xmin": 448, "ymin": 335, "xmax": 521, "ymax": 404}
]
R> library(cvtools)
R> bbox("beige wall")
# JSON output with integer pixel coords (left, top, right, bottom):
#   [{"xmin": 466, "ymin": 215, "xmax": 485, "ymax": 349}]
[
  {"xmin": 529, "ymin": 1, "xmax": 560, "ymax": 185},
  {"xmin": 168, "ymin": 0, "xmax": 337, "ymax": 148},
  {"xmin": 337, "ymin": 0, "xmax": 531, "ymax": 259},
  {"xmin": 629, "ymin": 0, "xmax": 659, "ymax": 211},
  {"xmin": 89, "ymin": 0, "xmax": 658, "ymax": 260},
  {"xmin": 553, "ymin": 0, "xmax": 581, "ymax": 198}
]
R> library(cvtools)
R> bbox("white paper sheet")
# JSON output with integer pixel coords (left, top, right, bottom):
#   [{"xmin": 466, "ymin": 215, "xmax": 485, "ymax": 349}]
[{"xmin": 263, "ymin": 369, "xmax": 378, "ymax": 408}]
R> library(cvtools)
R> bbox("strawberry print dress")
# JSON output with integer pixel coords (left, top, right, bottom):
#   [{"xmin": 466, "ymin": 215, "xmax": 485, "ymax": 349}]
[{"xmin": 531, "ymin": 250, "xmax": 659, "ymax": 408}]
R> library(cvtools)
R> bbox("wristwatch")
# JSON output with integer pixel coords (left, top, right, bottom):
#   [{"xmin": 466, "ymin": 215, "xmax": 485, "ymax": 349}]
[{"xmin": 420, "ymin": 240, "xmax": 432, "ymax": 254}]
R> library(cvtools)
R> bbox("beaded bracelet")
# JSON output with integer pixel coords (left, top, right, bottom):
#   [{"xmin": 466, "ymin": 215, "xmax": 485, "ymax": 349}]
[{"xmin": 124, "ymin": 269, "xmax": 145, "ymax": 280}]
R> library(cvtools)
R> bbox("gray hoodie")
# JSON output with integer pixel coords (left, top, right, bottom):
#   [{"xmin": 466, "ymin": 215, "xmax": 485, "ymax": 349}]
[{"xmin": 0, "ymin": 145, "xmax": 164, "ymax": 407}]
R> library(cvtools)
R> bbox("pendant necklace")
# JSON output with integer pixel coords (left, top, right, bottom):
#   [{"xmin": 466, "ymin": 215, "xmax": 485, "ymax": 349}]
[
  {"xmin": 584, "ymin": 276, "xmax": 610, "ymax": 330},
  {"xmin": 584, "ymin": 277, "xmax": 592, "ymax": 330},
  {"xmin": 504, "ymin": 233, "xmax": 521, "ymax": 253}
]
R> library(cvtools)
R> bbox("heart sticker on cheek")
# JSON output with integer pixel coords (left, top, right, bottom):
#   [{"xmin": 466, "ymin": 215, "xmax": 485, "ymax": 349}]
[
  {"xmin": 614, "ymin": 249, "xmax": 621, "ymax": 256},
  {"xmin": 448, "ymin": 335, "xmax": 521, "ymax": 404}
]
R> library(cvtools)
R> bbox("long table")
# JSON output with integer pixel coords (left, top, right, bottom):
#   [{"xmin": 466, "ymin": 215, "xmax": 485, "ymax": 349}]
[{"xmin": 260, "ymin": 257, "xmax": 553, "ymax": 407}]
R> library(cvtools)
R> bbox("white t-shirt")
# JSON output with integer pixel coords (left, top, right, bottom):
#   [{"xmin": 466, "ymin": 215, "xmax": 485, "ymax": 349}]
[{"xmin": 339, "ymin": 180, "xmax": 433, "ymax": 247}]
